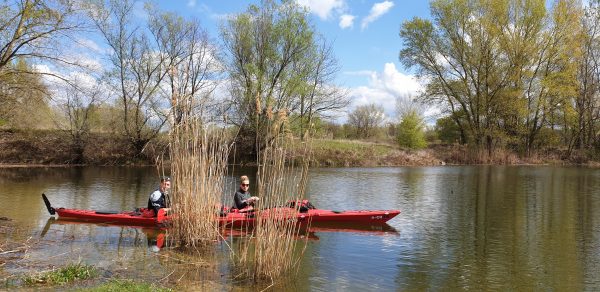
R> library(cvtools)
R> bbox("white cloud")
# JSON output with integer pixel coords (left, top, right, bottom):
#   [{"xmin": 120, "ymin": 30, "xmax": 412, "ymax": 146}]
[
  {"xmin": 187, "ymin": 0, "xmax": 196, "ymax": 8},
  {"xmin": 344, "ymin": 63, "xmax": 423, "ymax": 122},
  {"xmin": 76, "ymin": 38, "xmax": 104, "ymax": 54},
  {"xmin": 361, "ymin": 1, "xmax": 394, "ymax": 30},
  {"xmin": 339, "ymin": 14, "xmax": 355, "ymax": 29},
  {"xmin": 198, "ymin": 4, "xmax": 231, "ymax": 21},
  {"xmin": 296, "ymin": 0, "xmax": 345, "ymax": 20}
]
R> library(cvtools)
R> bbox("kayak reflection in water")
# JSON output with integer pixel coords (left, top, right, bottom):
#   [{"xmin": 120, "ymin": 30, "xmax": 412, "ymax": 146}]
[
  {"xmin": 232, "ymin": 175, "xmax": 259, "ymax": 212},
  {"xmin": 147, "ymin": 229, "xmax": 166, "ymax": 252},
  {"xmin": 148, "ymin": 176, "xmax": 171, "ymax": 217}
]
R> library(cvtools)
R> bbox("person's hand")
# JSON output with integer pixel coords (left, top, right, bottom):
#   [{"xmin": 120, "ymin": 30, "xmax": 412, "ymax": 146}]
[{"xmin": 251, "ymin": 196, "xmax": 259, "ymax": 202}]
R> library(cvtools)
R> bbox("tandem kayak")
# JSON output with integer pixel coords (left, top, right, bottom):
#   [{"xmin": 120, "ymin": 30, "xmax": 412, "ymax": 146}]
[{"xmin": 42, "ymin": 194, "xmax": 400, "ymax": 227}]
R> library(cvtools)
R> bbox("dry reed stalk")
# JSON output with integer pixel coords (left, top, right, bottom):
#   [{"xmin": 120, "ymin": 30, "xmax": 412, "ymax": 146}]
[
  {"xmin": 234, "ymin": 109, "xmax": 314, "ymax": 283},
  {"xmin": 168, "ymin": 115, "xmax": 232, "ymax": 247}
]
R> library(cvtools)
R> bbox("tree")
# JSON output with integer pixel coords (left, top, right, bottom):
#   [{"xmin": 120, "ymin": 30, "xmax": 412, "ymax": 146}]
[
  {"xmin": 397, "ymin": 110, "xmax": 427, "ymax": 149},
  {"xmin": 435, "ymin": 115, "xmax": 462, "ymax": 144},
  {"xmin": 0, "ymin": 0, "xmax": 82, "ymax": 127},
  {"xmin": 89, "ymin": 0, "xmax": 170, "ymax": 155},
  {"xmin": 572, "ymin": 0, "xmax": 600, "ymax": 151},
  {"xmin": 0, "ymin": 58, "xmax": 52, "ymax": 128},
  {"xmin": 221, "ymin": 0, "xmax": 346, "ymax": 158},
  {"xmin": 147, "ymin": 7, "xmax": 222, "ymax": 125},
  {"xmin": 0, "ymin": 0, "xmax": 80, "ymax": 77},
  {"xmin": 347, "ymin": 104, "xmax": 385, "ymax": 139},
  {"xmin": 294, "ymin": 39, "xmax": 349, "ymax": 139},
  {"xmin": 399, "ymin": 0, "xmax": 583, "ymax": 160},
  {"xmin": 58, "ymin": 80, "xmax": 104, "ymax": 163},
  {"xmin": 396, "ymin": 97, "xmax": 426, "ymax": 149}
]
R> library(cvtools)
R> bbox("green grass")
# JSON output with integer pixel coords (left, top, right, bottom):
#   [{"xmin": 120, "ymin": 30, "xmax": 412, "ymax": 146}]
[
  {"xmin": 80, "ymin": 280, "xmax": 172, "ymax": 292},
  {"xmin": 312, "ymin": 139, "xmax": 395, "ymax": 156},
  {"xmin": 23, "ymin": 263, "xmax": 97, "ymax": 286}
]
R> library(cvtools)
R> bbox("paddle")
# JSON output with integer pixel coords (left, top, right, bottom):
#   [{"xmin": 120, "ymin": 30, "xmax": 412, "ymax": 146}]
[{"xmin": 41, "ymin": 193, "xmax": 56, "ymax": 215}]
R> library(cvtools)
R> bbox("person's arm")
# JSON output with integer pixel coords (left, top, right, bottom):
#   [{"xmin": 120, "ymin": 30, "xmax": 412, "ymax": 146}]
[
  {"xmin": 234, "ymin": 191, "xmax": 248, "ymax": 209},
  {"xmin": 150, "ymin": 191, "xmax": 162, "ymax": 206}
]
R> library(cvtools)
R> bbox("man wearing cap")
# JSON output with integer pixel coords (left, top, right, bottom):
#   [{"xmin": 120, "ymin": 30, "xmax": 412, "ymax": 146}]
[
  {"xmin": 148, "ymin": 176, "xmax": 171, "ymax": 216},
  {"xmin": 233, "ymin": 175, "xmax": 259, "ymax": 210}
]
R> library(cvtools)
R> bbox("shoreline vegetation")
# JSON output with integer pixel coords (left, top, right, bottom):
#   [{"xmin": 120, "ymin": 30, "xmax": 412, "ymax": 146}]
[{"xmin": 2, "ymin": 129, "xmax": 599, "ymax": 168}]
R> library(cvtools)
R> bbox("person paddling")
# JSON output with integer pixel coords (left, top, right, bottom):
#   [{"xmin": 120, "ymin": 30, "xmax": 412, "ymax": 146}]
[
  {"xmin": 148, "ymin": 176, "xmax": 171, "ymax": 216},
  {"xmin": 233, "ymin": 175, "xmax": 259, "ymax": 211}
]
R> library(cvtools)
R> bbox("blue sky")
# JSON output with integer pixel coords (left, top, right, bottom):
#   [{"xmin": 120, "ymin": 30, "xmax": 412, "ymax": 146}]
[{"xmin": 154, "ymin": 0, "xmax": 433, "ymax": 121}]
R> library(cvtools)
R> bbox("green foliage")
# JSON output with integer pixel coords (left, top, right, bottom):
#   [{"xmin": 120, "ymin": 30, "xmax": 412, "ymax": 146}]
[
  {"xmin": 0, "ymin": 59, "xmax": 53, "ymax": 129},
  {"xmin": 23, "ymin": 263, "xmax": 97, "ymax": 286},
  {"xmin": 221, "ymin": 0, "xmax": 345, "ymax": 158},
  {"xmin": 288, "ymin": 114, "xmax": 325, "ymax": 138},
  {"xmin": 435, "ymin": 116, "xmax": 461, "ymax": 144},
  {"xmin": 397, "ymin": 110, "xmax": 427, "ymax": 150},
  {"xmin": 400, "ymin": 0, "xmax": 587, "ymax": 158},
  {"xmin": 80, "ymin": 279, "xmax": 171, "ymax": 292}
]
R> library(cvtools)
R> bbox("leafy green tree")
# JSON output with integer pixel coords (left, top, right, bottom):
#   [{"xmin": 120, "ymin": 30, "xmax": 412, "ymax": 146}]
[
  {"xmin": 0, "ymin": 59, "xmax": 52, "ymax": 129},
  {"xmin": 220, "ymin": 0, "xmax": 345, "ymax": 159},
  {"xmin": 397, "ymin": 110, "xmax": 426, "ymax": 150},
  {"xmin": 435, "ymin": 115, "xmax": 462, "ymax": 144},
  {"xmin": 400, "ymin": 0, "xmax": 583, "ymax": 159}
]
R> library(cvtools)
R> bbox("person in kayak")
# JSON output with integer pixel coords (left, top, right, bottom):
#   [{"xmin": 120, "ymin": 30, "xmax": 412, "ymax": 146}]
[
  {"xmin": 148, "ymin": 176, "xmax": 171, "ymax": 216},
  {"xmin": 233, "ymin": 175, "xmax": 259, "ymax": 211}
]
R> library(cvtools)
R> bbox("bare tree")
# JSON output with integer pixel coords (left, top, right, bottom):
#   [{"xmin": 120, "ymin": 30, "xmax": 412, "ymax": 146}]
[
  {"xmin": 348, "ymin": 104, "xmax": 385, "ymax": 138},
  {"xmin": 0, "ymin": 0, "xmax": 85, "ymax": 126},
  {"xmin": 88, "ymin": 0, "xmax": 170, "ymax": 155},
  {"xmin": 0, "ymin": 0, "xmax": 82, "ymax": 77},
  {"xmin": 572, "ymin": 0, "xmax": 600, "ymax": 151},
  {"xmin": 59, "ymin": 80, "xmax": 104, "ymax": 163},
  {"xmin": 295, "ymin": 38, "xmax": 349, "ymax": 139},
  {"xmin": 147, "ymin": 8, "xmax": 222, "ymax": 125}
]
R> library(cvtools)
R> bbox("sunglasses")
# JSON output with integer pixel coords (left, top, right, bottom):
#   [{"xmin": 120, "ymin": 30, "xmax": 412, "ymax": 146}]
[{"xmin": 241, "ymin": 184, "xmax": 249, "ymax": 187}]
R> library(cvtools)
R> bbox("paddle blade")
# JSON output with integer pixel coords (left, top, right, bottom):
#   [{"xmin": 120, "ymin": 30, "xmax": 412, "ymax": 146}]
[{"xmin": 41, "ymin": 193, "xmax": 56, "ymax": 215}]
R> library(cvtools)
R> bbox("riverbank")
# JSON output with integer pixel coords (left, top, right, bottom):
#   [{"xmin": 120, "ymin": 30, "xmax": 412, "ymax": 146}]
[
  {"xmin": 0, "ymin": 129, "xmax": 164, "ymax": 166},
  {"xmin": 1, "ymin": 129, "xmax": 597, "ymax": 167}
]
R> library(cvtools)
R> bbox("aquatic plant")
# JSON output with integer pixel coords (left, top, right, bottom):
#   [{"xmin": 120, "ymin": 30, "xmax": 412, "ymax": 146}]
[
  {"xmin": 168, "ymin": 116, "xmax": 232, "ymax": 247},
  {"xmin": 23, "ymin": 263, "xmax": 96, "ymax": 285},
  {"xmin": 82, "ymin": 279, "xmax": 172, "ymax": 292},
  {"xmin": 234, "ymin": 108, "xmax": 314, "ymax": 283}
]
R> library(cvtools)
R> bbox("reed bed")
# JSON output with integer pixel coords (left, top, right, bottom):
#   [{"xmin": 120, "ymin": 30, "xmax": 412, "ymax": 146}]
[
  {"xmin": 168, "ymin": 116, "xmax": 232, "ymax": 247},
  {"xmin": 234, "ymin": 109, "xmax": 314, "ymax": 283}
]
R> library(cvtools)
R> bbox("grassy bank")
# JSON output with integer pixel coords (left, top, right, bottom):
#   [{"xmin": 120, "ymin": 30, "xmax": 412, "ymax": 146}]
[
  {"xmin": 2, "ymin": 129, "xmax": 598, "ymax": 167},
  {"xmin": 306, "ymin": 139, "xmax": 443, "ymax": 167}
]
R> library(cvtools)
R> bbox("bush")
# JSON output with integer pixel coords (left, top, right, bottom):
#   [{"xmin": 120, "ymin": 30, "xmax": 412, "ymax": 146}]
[{"xmin": 397, "ymin": 111, "xmax": 427, "ymax": 150}]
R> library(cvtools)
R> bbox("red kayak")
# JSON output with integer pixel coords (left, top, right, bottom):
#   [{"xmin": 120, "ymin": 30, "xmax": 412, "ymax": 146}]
[{"xmin": 42, "ymin": 194, "xmax": 400, "ymax": 227}]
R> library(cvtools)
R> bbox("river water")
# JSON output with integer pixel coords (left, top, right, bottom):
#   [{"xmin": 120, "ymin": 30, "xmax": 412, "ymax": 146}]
[{"xmin": 1, "ymin": 165, "xmax": 600, "ymax": 290}]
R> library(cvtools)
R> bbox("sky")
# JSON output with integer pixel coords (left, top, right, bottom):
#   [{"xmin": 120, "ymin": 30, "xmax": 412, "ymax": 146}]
[{"xmin": 154, "ymin": 0, "xmax": 433, "ymax": 122}]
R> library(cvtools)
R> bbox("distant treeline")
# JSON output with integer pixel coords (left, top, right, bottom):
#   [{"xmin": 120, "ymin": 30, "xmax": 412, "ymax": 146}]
[
  {"xmin": 1, "ymin": 0, "xmax": 600, "ymax": 165},
  {"xmin": 400, "ymin": 0, "xmax": 600, "ymax": 162}
]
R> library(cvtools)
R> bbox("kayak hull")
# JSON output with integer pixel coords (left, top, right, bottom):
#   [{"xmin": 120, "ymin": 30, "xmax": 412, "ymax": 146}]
[
  {"xmin": 54, "ymin": 208, "xmax": 400, "ymax": 227},
  {"xmin": 55, "ymin": 208, "xmax": 165, "ymax": 227},
  {"xmin": 219, "ymin": 208, "xmax": 400, "ymax": 227}
]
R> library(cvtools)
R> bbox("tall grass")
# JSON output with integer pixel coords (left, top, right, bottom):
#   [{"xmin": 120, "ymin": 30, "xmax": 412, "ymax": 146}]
[
  {"xmin": 168, "ymin": 118, "xmax": 231, "ymax": 246},
  {"xmin": 234, "ymin": 109, "xmax": 313, "ymax": 282},
  {"xmin": 167, "ymin": 111, "xmax": 232, "ymax": 247}
]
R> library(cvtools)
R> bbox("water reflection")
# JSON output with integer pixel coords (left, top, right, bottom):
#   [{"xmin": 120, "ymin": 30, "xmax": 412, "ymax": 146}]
[{"xmin": 1, "ymin": 166, "xmax": 600, "ymax": 290}]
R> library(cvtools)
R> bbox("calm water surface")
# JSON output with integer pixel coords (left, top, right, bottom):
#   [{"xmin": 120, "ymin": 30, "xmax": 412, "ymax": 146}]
[{"xmin": 1, "ymin": 166, "xmax": 600, "ymax": 291}]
